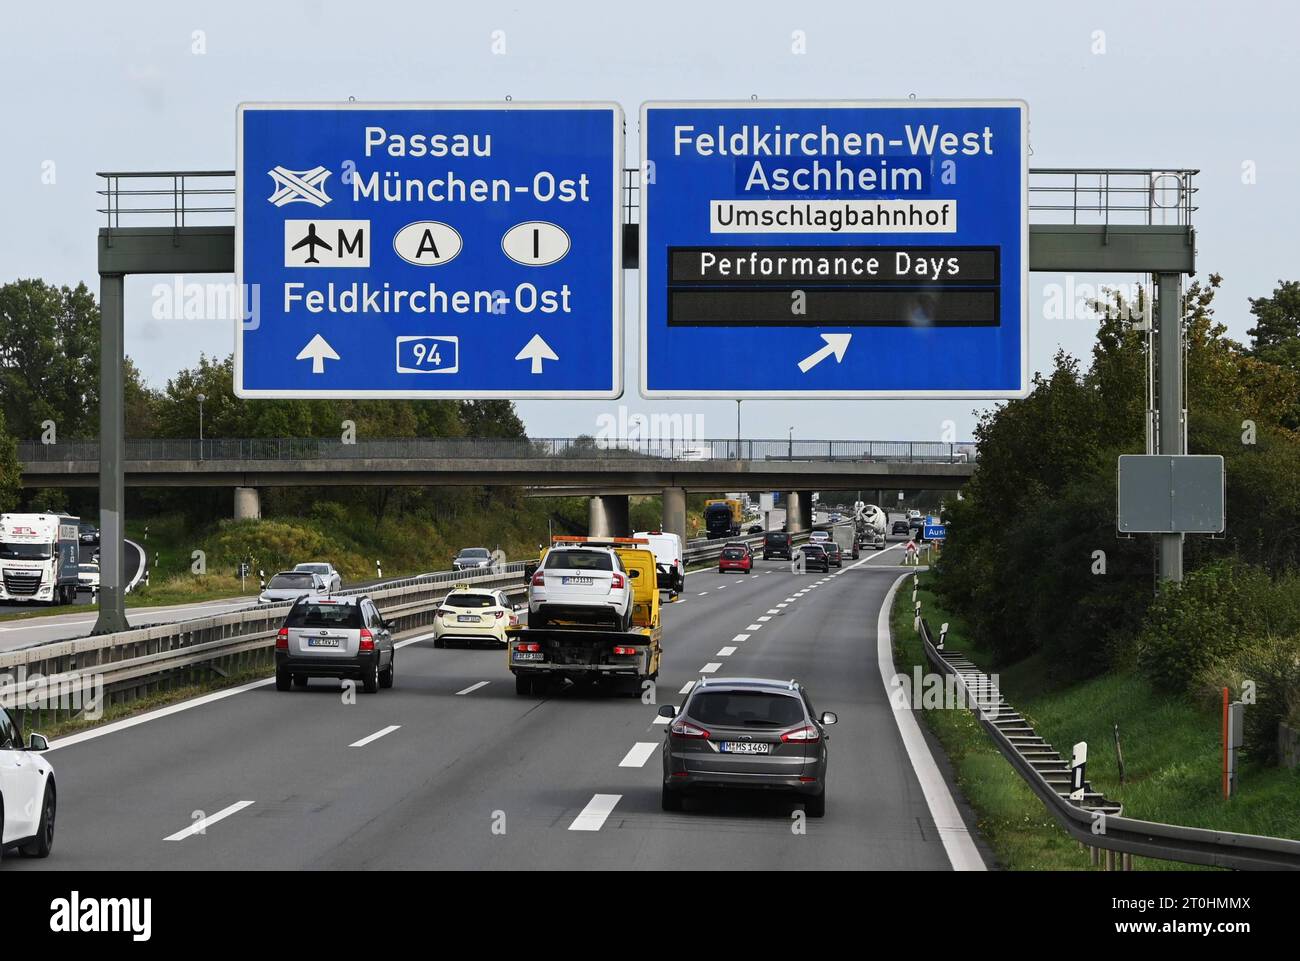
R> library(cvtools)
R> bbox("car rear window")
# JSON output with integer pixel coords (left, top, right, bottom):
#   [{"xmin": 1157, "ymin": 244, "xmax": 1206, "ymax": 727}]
[
  {"xmin": 766, "ymin": 533, "xmax": 789, "ymax": 544},
  {"xmin": 285, "ymin": 602, "xmax": 362, "ymax": 629},
  {"xmin": 446, "ymin": 593, "xmax": 496, "ymax": 609},
  {"xmin": 688, "ymin": 690, "xmax": 805, "ymax": 728},
  {"xmin": 458, "ymin": 548, "xmax": 490, "ymax": 558},
  {"xmin": 269, "ymin": 573, "xmax": 315, "ymax": 589},
  {"xmin": 296, "ymin": 564, "xmax": 328, "ymax": 574},
  {"xmin": 722, "ymin": 549, "xmax": 745, "ymax": 559},
  {"xmin": 545, "ymin": 550, "xmax": 613, "ymax": 571}
]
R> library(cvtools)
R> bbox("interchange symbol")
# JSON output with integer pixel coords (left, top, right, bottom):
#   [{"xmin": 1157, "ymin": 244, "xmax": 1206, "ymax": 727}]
[{"xmin": 267, "ymin": 165, "xmax": 332, "ymax": 207}]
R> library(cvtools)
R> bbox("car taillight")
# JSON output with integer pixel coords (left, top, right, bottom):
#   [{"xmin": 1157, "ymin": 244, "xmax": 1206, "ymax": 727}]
[
  {"xmin": 670, "ymin": 718, "xmax": 710, "ymax": 739},
  {"xmin": 612, "ymin": 645, "xmax": 638, "ymax": 656},
  {"xmin": 780, "ymin": 724, "xmax": 820, "ymax": 743},
  {"xmin": 531, "ymin": 571, "xmax": 545, "ymax": 586},
  {"xmin": 359, "ymin": 628, "xmax": 375, "ymax": 651},
  {"xmin": 516, "ymin": 640, "xmax": 541, "ymax": 653},
  {"xmin": 275, "ymin": 627, "xmax": 288, "ymax": 651},
  {"xmin": 611, "ymin": 573, "xmax": 625, "ymax": 590},
  {"xmin": 494, "ymin": 610, "xmax": 505, "ymax": 619}
]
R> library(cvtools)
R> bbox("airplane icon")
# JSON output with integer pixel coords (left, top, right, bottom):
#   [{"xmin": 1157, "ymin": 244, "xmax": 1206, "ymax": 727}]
[{"xmin": 291, "ymin": 223, "xmax": 333, "ymax": 264}]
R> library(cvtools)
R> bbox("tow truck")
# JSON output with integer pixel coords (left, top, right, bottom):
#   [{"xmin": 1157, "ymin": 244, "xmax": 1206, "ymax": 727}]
[{"xmin": 508, "ymin": 536, "xmax": 662, "ymax": 697}]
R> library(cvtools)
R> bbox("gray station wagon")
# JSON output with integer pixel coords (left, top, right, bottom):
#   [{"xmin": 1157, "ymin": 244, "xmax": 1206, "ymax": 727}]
[{"xmin": 275, "ymin": 595, "xmax": 394, "ymax": 693}]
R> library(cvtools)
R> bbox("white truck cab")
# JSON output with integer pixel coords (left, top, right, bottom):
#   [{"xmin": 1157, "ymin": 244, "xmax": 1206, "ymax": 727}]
[{"xmin": 0, "ymin": 513, "xmax": 81, "ymax": 605}]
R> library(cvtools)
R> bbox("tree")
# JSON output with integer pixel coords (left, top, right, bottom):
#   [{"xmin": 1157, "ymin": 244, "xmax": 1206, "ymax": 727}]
[
  {"xmin": 459, "ymin": 400, "xmax": 526, "ymax": 438},
  {"xmin": 0, "ymin": 279, "xmax": 100, "ymax": 439},
  {"xmin": 0, "ymin": 409, "xmax": 20, "ymax": 513},
  {"xmin": 1247, "ymin": 280, "xmax": 1300, "ymax": 373}
]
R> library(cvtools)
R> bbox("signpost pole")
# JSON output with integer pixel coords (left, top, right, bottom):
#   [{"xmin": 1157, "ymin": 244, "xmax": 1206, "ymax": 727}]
[
  {"xmin": 1155, "ymin": 272, "xmax": 1184, "ymax": 583},
  {"xmin": 92, "ymin": 271, "xmax": 130, "ymax": 634}
]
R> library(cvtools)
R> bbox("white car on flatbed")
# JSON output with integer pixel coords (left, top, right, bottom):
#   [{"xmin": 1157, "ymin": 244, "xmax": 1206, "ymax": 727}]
[
  {"xmin": 434, "ymin": 586, "xmax": 518, "ymax": 648},
  {"xmin": 0, "ymin": 706, "xmax": 55, "ymax": 859},
  {"xmin": 528, "ymin": 537, "xmax": 635, "ymax": 631}
]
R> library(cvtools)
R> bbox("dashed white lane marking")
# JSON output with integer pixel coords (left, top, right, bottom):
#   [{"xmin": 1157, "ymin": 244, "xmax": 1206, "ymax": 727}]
[
  {"xmin": 700, "ymin": 662, "xmax": 722, "ymax": 673},
  {"xmin": 164, "ymin": 801, "xmax": 255, "ymax": 841},
  {"xmin": 717, "ymin": 646, "xmax": 737, "ymax": 656},
  {"xmin": 679, "ymin": 680, "xmax": 696, "ymax": 694},
  {"xmin": 717, "ymin": 585, "xmax": 727, "ymax": 590},
  {"xmin": 745, "ymin": 624, "xmax": 763, "ymax": 631},
  {"xmin": 697, "ymin": 591, "xmax": 709, "ymax": 596},
  {"xmin": 455, "ymin": 681, "xmax": 489, "ymax": 695},
  {"xmin": 766, "ymin": 609, "xmax": 781, "ymax": 614},
  {"xmin": 569, "ymin": 794, "xmax": 622, "ymax": 831},
  {"xmin": 619, "ymin": 742, "xmax": 659, "ymax": 768},
  {"xmin": 757, "ymin": 616, "xmax": 772, "ymax": 622},
  {"xmin": 731, "ymin": 633, "xmax": 751, "ymax": 642},
  {"xmin": 734, "ymin": 579, "xmax": 746, "ymax": 584},
  {"xmin": 350, "ymin": 724, "xmax": 401, "ymax": 747}
]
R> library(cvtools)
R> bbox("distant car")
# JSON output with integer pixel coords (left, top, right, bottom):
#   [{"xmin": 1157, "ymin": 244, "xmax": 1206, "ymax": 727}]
[
  {"xmin": 762, "ymin": 531, "xmax": 792, "ymax": 560},
  {"xmin": 452, "ymin": 547, "xmax": 494, "ymax": 572},
  {"xmin": 746, "ymin": 523, "xmax": 763, "ymax": 534},
  {"xmin": 718, "ymin": 545, "xmax": 753, "ymax": 574},
  {"xmin": 75, "ymin": 563, "xmax": 99, "ymax": 592},
  {"xmin": 434, "ymin": 586, "xmax": 518, "ymax": 648},
  {"xmin": 908, "ymin": 516, "xmax": 925, "ymax": 533},
  {"xmin": 633, "ymin": 530, "xmax": 685, "ymax": 595},
  {"xmin": 907, "ymin": 510, "xmax": 921, "ymax": 519},
  {"xmin": 828, "ymin": 513, "xmax": 842, "ymax": 523},
  {"xmin": 824, "ymin": 542, "xmax": 843, "ymax": 568},
  {"xmin": 529, "ymin": 545, "xmax": 633, "ymax": 630},
  {"xmin": 275, "ymin": 595, "xmax": 394, "ymax": 693},
  {"xmin": 0, "ymin": 706, "xmax": 56, "ymax": 858},
  {"xmin": 259, "ymin": 570, "xmax": 329, "ymax": 604},
  {"xmin": 798, "ymin": 543, "xmax": 830, "ymax": 573},
  {"xmin": 293, "ymin": 561, "xmax": 342, "ymax": 593},
  {"xmin": 658, "ymin": 676, "xmax": 836, "ymax": 817},
  {"xmin": 891, "ymin": 519, "xmax": 910, "ymax": 536},
  {"xmin": 77, "ymin": 522, "xmax": 99, "ymax": 546},
  {"xmin": 808, "ymin": 530, "xmax": 830, "ymax": 544}
]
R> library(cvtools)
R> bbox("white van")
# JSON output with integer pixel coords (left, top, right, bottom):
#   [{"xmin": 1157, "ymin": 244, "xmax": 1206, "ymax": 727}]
[{"xmin": 632, "ymin": 530, "xmax": 685, "ymax": 595}]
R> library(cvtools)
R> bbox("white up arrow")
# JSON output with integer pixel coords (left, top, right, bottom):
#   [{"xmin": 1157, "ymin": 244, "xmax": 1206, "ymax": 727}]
[
  {"xmin": 295, "ymin": 334, "xmax": 340, "ymax": 374},
  {"xmin": 515, "ymin": 333, "xmax": 558, "ymax": 374},
  {"xmin": 797, "ymin": 333, "xmax": 852, "ymax": 373}
]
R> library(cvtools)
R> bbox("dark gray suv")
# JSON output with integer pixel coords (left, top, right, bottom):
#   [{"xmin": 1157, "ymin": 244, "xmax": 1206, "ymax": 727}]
[{"xmin": 658, "ymin": 677, "xmax": 837, "ymax": 817}]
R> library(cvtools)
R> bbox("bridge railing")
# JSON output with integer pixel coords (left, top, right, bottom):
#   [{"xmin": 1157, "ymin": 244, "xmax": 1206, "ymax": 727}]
[{"xmin": 18, "ymin": 437, "xmax": 977, "ymax": 465}]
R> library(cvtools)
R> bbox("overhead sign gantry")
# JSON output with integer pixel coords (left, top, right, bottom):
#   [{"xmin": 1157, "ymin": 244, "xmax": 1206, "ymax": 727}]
[
  {"xmin": 639, "ymin": 100, "xmax": 1028, "ymax": 398},
  {"xmin": 235, "ymin": 101, "xmax": 623, "ymax": 398}
]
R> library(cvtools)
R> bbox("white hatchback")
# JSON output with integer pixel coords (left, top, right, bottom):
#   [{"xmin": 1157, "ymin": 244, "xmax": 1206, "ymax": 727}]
[
  {"xmin": 528, "ymin": 546, "xmax": 632, "ymax": 630},
  {"xmin": 0, "ymin": 706, "xmax": 55, "ymax": 860}
]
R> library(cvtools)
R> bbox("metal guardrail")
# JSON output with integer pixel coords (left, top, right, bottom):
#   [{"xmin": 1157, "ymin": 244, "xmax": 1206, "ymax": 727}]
[
  {"xmin": 913, "ymin": 587, "xmax": 1300, "ymax": 870},
  {"xmin": 98, "ymin": 167, "xmax": 1197, "ymax": 230},
  {"xmin": 18, "ymin": 437, "xmax": 976, "ymax": 465}
]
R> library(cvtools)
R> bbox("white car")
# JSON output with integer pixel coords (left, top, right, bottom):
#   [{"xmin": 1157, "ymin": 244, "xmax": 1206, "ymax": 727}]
[
  {"xmin": 433, "ymin": 586, "xmax": 519, "ymax": 648},
  {"xmin": 528, "ymin": 545, "xmax": 633, "ymax": 630},
  {"xmin": 259, "ymin": 570, "xmax": 329, "ymax": 604},
  {"xmin": 808, "ymin": 530, "xmax": 831, "ymax": 544},
  {"xmin": 632, "ymin": 530, "xmax": 685, "ymax": 595},
  {"xmin": 0, "ymin": 706, "xmax": 55, "ymax": 859},
  {"xmin": 293, "ymin": 562, "xmax": 342, "ymax": 593},
  {"xmin": 76, "ymin": 563, "xmax": 99, "ymax": 592}
]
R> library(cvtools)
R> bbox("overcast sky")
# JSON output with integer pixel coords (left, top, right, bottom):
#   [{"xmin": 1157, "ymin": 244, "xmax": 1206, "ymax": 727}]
[{"xmin": 2, "ymin": 0, "xmax": 1295, "ymax": 442}]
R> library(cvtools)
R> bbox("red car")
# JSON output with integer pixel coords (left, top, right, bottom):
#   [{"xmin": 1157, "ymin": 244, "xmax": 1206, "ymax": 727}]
[{"xmin": 718, "ymin": 544, "xmax": 753, "ymax": 573}]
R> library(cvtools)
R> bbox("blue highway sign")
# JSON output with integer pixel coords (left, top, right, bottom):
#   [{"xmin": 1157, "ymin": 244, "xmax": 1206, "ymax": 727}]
[
  {"xmin": 923, "ymin": 524, "xmax": 947, "ymax": 540},
  {"xmin": 236, "ymin": 102, "xmax": 623, "ymax": 398},
  {"xmin": 640, "ymin": 100, "xmax": 1027, "ymax": 398}
]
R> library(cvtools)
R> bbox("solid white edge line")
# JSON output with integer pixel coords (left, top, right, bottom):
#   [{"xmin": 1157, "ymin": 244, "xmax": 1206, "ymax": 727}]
[
  {"xmin": 45, "ymin": 630, "xmax": 442, "ymax": 753},
  {"xmin": 455, "ymin": 680, "xmax": 490, "ymax": 695},
  {"xmin": 163, "ymin": 800, "xmax": 255, "ymax": 841},
  {"xmin": 877, "ymin": 572, "xmax": 986, "ymax": 871},
  {"xmin": 349, "ymin": 724, "xmax": 401, "ymax": 748},
  {"xmin": 618, "ymin": 742, "xmax": 659, "ymax": 768},
  {"xmin": 568, "ymin": 793, "xmax": 621, "ymax": 830}
]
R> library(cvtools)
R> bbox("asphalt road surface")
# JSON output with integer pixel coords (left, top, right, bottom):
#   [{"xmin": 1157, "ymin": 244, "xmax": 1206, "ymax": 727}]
[{"xmin": 9, "ymin": 534, "xmax": 986, "ymax": 871}]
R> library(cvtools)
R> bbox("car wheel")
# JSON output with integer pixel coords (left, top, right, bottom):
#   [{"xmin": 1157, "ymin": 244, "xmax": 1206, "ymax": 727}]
[
  {"xmin": 661, "ymin": 787, "xmax": 683, "ymax": 812},
  {"xmin": 292, "ymin": 674, "xmax": 308, "ymax": 688},
  {"xmin": 804, "ymin": 790, "xmax": 826, "ymax": 818},
  {"xmin": 275, "ymin": 669, "xmax": 291, "ymax": 691},
  {"xmin": 362, "ymin": 661, "xmax": 380, "ymax": 694},
  {"xmin": 379, "ymin": 654, "xmax": 395, "ymax": 689},
  {"xmin": 515, "ymin": 674, "xmax": 533, "ymax": 696},
  {"xmin": 20, "ymin": 782, "xmax": 55, "ymax": 858}
]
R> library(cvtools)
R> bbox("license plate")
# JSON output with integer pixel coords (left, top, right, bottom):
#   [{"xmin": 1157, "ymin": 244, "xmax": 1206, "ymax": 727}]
[
  {"xmin": 457, "ymin": 614, "xmax": 480, "ymax": 623},
  {"xmin": 719, "ymin": 741, "xmax": 771, "ymax": 754},
  {"xmin": 561, "ymin": 576, "xmax": 593, "ymax": 586},
  {"xmin": 512, "ymin": 651, "xmax": 544, "ymax": 661},
  {"xmin": 306, "ymin": 637, "xmax": 341, "ymax": 648}
]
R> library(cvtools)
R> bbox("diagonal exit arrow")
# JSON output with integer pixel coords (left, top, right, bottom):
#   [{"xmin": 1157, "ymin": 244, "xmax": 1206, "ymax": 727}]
[{"xmin": 797, "ymin": 333, "xmax": 852, "ymax": 373}]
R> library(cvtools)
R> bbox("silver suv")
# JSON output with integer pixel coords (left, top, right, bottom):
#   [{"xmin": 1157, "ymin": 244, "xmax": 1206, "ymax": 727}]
[
  {"xmin": 275, "ymin": 595, "xmax": 394, "ymax": 693},
  {"xmin": 658, "ymin": 677, "xmax": 837, "ymax": 817}
]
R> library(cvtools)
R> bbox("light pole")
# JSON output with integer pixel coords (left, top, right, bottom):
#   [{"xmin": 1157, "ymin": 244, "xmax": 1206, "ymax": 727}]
[
  {"xmin": 197, "ymin": 393, "xmax": 206, "ymax": 460},
  {"xmin": 735, "ymin": 400, "xmax": 741, "ymax": 460},
  {"xmin": 788, "ymin": 426, "xmax": 794, "ymax": 461}
]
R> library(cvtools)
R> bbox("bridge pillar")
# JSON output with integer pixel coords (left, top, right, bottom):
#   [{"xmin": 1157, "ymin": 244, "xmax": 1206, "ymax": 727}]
[
  {"xmin": 234, "ymin": 487, "xmax": 261, "ymax": 521},
  {"xmin": 588, "ymin": 494, "xmax": 629, "ymax": 538},
  {"xmin": 785, "ymin": 491, "xmax": 813, "ymax": 533},
  {"xmin": 661, "ymin": 486, "xmax": 687, "ymax": 544}
]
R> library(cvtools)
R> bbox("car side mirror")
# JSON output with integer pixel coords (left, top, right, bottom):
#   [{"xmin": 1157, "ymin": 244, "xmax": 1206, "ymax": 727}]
[
  {"xmin": 657, "ymin": 704, "xmax": 677, "ymax": 718},
  {"xmin": 28, "ymin": 733, "xmax": 49, "ymax": 751},
  {"xmin": 820, "ymin": 712, "xmax": 838, "ymax": 726}
]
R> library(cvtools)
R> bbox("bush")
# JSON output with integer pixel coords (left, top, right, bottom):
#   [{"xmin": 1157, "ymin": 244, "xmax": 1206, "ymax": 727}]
[{"xmin": 1195, "ymin": 634, "xmax": 1300, "ymax": 762}]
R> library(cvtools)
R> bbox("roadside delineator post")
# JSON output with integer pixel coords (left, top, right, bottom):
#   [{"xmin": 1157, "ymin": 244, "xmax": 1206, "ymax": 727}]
[
  {"xmin": 938, "ymin": 622, "xmax": 949, "ymax": 651},
  {"xmin": 376, "ymin": 559, "xmax": 383, "ymax": 579},
  {"xmin": 1069, "ymin": 742, "xmax": 1088, "ymax": 802}
]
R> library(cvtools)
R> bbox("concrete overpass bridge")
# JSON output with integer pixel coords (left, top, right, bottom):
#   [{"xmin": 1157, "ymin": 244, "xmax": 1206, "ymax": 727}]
[{"xmin": 19, "ymin": 436, "xmax": 975, "ymax": 537}]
